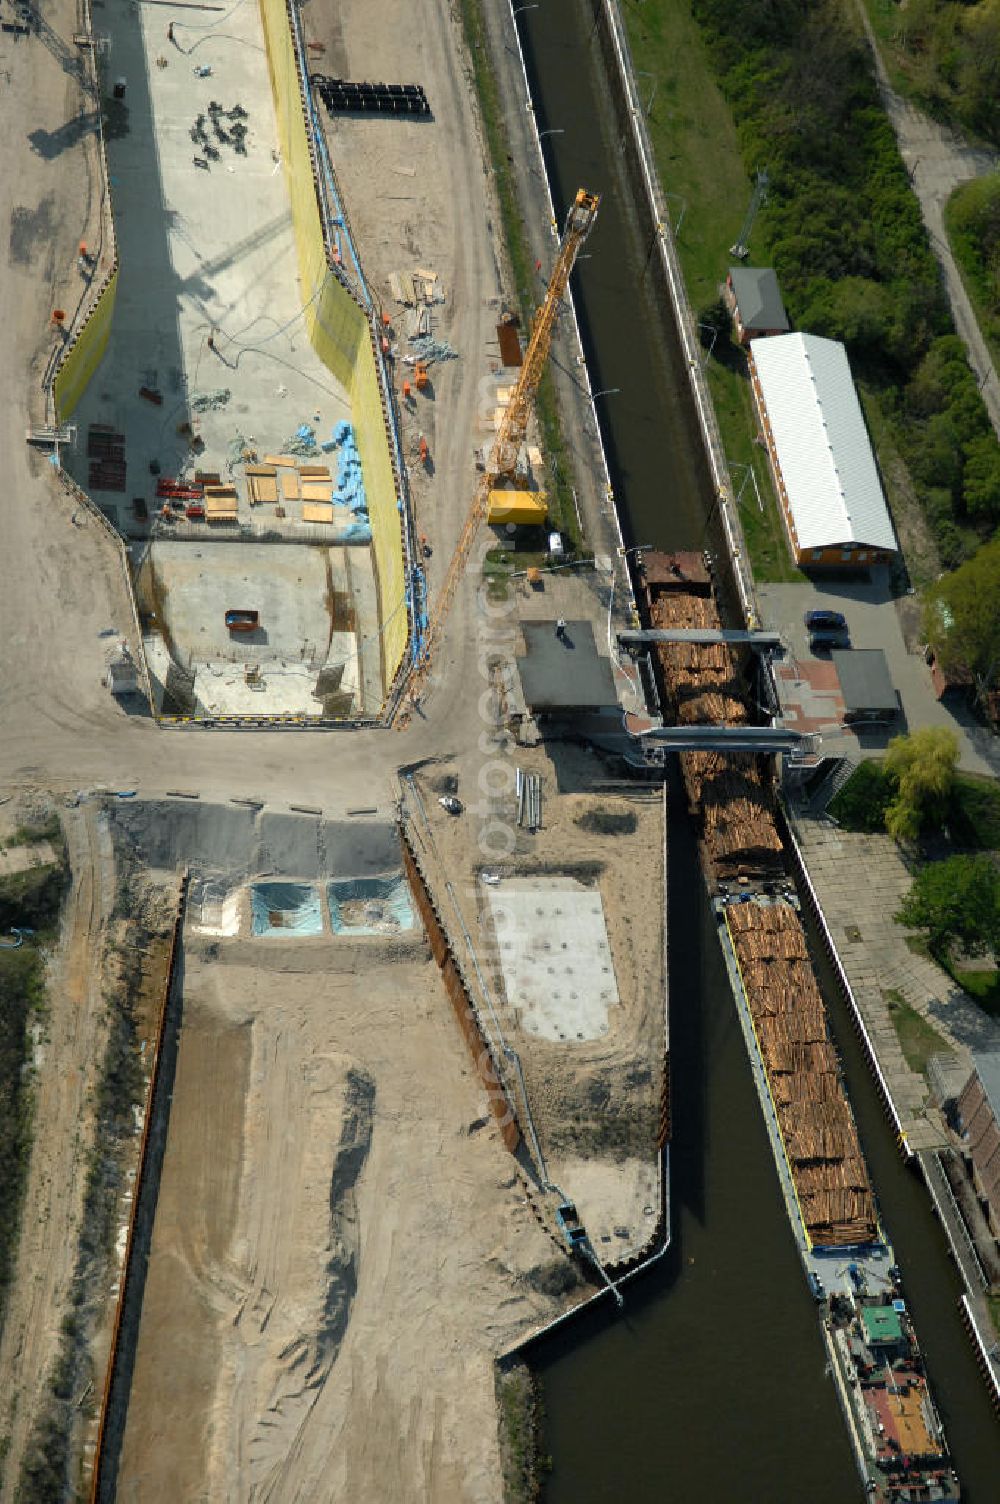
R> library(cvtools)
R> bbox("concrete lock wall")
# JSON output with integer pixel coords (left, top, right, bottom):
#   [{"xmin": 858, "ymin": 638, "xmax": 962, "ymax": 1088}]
[
  {"xmin": 54, "ymin": 265, "xmax": 119, "ymax": 419},
  {"xmin": 258, "ymin": 0, "xmax": 408, "ymax": 685}
]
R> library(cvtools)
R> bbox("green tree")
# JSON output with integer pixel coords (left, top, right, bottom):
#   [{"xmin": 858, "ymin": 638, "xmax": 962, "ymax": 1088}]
[
  {"xmin": 882, "ymin": 727, "xmax": 960, "ymax": 842},
  {"xmin": 923, "ymin": 537, "xmax": 1000, "ymax": 712},
  {"xmin": 895, "ymin": 853, "xmax": 1000, "ymax": 960}
]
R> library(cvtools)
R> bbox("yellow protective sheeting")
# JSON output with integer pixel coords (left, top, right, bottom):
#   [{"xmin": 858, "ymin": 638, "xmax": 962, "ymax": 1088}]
[
  {"xmin": 259, "ymin": 0, "xmax": 408, "ymax": 688},
  {"xmin": 53, "ymin": 266, "xmax": 119, "ymax": 418},
  {"xmin": 350, "ymin": 336, "xmax": 408, "ymax": 681},
  {"xmin": 488, "ymin": 491, "xmax": 549, "ymax": 526}
]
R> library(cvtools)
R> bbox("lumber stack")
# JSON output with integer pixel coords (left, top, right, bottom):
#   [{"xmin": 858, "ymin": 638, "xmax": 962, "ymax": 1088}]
[
  {"xmin": 649, "ymin": 590, "xmax": 782, "ymax": 879},
  {"xmin": 727, "ymin": 901, "xmax": 877, "ymax": 1247}
]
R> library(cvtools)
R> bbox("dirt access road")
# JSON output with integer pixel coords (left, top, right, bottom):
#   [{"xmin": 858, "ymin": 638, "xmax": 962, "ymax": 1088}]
[
  {"xmin": 0, "ymin": 803, "xmax": 116, "ymax": 1504},
  {"xmin": 856, "ymin": 1, "xmax": 1000, "ymax": 436}
]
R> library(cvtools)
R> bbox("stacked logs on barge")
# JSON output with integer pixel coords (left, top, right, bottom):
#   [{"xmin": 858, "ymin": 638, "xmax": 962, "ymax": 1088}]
[
  {"xmin": 636, "ymin": 552, "xmax": 783, "ymax": 884},
  {"xmin": 726, "ymin": 900, "xmax": 878, "ymax": 1247}
]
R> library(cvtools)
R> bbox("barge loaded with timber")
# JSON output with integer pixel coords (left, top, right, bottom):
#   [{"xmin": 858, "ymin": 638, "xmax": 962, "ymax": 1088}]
[{"xmin": 634, "ymin": 550, "xmax": 960, "ymax": 1503}]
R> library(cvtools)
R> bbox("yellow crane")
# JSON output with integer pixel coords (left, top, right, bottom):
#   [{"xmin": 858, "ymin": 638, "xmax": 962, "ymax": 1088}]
[{"xmin": 401, "ymin": 188, "xmax": 600, "ymax": 719}]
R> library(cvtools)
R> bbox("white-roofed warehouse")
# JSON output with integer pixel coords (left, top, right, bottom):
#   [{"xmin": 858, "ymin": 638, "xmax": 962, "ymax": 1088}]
[{"xmin": 748, "ymin": 332, "xmax": 897, "ymax": 568}]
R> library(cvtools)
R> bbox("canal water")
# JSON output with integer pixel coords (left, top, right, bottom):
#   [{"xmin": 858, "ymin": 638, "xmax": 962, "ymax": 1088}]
[{"xmin": 514, "ymin": 5, "xmax": 999, "ymax": 1500}]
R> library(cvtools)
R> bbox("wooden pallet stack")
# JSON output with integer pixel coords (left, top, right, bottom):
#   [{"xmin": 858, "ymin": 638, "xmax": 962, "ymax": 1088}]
[
  {"xmin": 727, "ymin": 901, "xmax": 877, "ymax": 1246},
  {"xmin": 87, "ymin": 424, "xmax": 126, "ymax": 492}
]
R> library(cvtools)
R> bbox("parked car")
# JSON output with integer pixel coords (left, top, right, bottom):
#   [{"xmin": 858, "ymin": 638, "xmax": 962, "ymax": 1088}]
[
  {"xmin": 804, "ymin": 609, "xmax": 847, "ymax": 632},
  {"xmin": 810, "ymin": 630, "xmax": 850, "ymax": 653}
]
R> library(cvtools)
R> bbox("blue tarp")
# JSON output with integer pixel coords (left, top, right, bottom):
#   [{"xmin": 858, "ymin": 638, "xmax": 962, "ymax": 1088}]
[
  {"xmin": 327, "ymin": 874, "xmax": 415, "ymax": 935},
  {"xmin": 251, "ymin": 882, "xmax": 323, "ymax": 937}
]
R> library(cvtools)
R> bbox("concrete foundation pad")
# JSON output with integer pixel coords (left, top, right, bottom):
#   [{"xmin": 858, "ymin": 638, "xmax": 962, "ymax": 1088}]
[
  {"xmin": 65, "ymin": 0, "xmax": 390, "ymax": 715},
  {"xmin": 137, "ymin": 541, "xmax": 378, "ymax": 715},
  {"xmin": 487, "ymin": 879, "xmax": 619, "ymax": 1042},
  {"xmin": 555, "ymin": 1155, "xmax": 660, "ymax": 1264}
]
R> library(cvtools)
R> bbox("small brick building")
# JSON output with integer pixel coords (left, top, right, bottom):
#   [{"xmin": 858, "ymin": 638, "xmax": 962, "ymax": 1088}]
[
  {"xmin": 724, "ymin": 266, "xmax": 789, "ymax": 346},
  {"xmin": 957, "ymin": 1050, "xmax": 1000, "ymax": 1239}
]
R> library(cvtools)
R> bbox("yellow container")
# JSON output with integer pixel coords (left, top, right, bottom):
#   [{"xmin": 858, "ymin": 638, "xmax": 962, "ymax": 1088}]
[{"xmin": 487, "ymin": 490, "xmax": 548, "ymax": 526}]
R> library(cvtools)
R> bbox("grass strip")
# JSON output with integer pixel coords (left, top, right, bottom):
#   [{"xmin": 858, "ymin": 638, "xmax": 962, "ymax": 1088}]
[
  {"xmin": 458, "ymin": 0, "xmax": 580, "ymax": 550},
  {"xmin": 829, "ymin": 761, "xmax": 1000, "ymax": 849},
  {"xmin": 495, "ymin": 1360, "xmax": 549, "ymax": 1503},
  {"xmin": 617, "ymin": 1, "xmax": 803, "ymax": 581},
  {"xmin": 622, "ymin": 1, "xmax": 999, "ymax": 571},
  {"xmin": 881, "ymin": 988, "xmax": 954, "ymax": 1076}
]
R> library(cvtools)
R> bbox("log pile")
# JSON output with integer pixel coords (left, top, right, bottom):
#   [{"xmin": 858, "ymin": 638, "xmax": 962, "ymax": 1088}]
[
  {"xmin": 649, "ymin": 590, "xmax": 783, "ymax": 880},
  {"xmin": 726, "ymin": 900, "xmax": 877, "ymax": 1247}
]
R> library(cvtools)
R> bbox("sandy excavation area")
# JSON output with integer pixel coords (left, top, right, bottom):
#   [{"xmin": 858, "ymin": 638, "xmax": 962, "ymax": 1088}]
[{"xmin": 117, "ymin": 926, "xmax": 575, "ymax": 1504}]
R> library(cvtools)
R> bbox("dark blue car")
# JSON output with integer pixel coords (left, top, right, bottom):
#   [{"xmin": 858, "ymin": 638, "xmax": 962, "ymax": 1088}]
[{"xmin": 804, "ymin": 609, "xmax": 847, "ymax": 632}]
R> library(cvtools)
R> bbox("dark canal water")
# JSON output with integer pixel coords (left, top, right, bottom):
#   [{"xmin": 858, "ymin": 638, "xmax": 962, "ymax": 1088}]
[{"xmin": 514, "ymin": 5, "xmax": 1000, "ymax": 1500}]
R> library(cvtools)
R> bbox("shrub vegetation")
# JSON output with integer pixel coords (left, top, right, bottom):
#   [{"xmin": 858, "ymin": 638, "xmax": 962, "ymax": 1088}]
[
  {"xmin": 866, "ymin": 0, "xmax": 1000, "ymax": 147},
  {"xmin": 945, "ymin": 174, "xmax": 1000, "ymax": 368},
  {"xmin": 689, "ymin": 0, "xmax": 1000, "ymax": 565}
]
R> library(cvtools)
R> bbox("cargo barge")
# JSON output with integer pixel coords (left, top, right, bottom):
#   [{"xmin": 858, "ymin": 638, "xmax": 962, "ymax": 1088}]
[{"xmin": 634, "ymin": 551, "xmax": 959, "ymax": 1503}]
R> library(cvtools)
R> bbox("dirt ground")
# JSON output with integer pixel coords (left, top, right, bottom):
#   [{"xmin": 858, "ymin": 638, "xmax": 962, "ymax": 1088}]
[
  {"xmin": 311, "ymin": 0, "xmax": 506, "ymax": 623},
  {"xmin": 0, "ymin": 794, "xmax": 176, "ymax": 1503},
  {"xmin": 117, "ymin": 928, "xmax": 574, "ymax": 1504},
  {"xmin": 407, "ymin": 740, "xmax": 666, "ymax": 1263},
  {"xmin": 0, "ymin": 802, "xmax": 116, "ymax": 1504}
]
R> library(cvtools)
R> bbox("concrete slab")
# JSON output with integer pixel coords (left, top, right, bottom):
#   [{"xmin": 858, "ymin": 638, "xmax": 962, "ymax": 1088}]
[
  {"xmin": 66, "ymin": 0, "xmax": 352, "ymax": 504},
  {"xmin": 557, "ymin": 1156, "xmax": 660, "ymax": 1264},
  {"xmin": 62, "ymin": 0, "xmax": 387, "ymax": 714},
  {"xmin": 135, "ymin": 541, "xmax": 380, "ymax": 715},
  {"xmin": 486, "ymin": 879, "xmax": 619, "ymax": 1043},
  {"xmin": 759, "ymin": 572, "xmax": 1000, "ymax": 774}
]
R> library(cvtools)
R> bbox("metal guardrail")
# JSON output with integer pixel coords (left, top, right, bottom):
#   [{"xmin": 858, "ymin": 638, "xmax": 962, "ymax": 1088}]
[
  {"xmin": 144, "ymin": 520, "xmax": 372, "ymax": 547},
  {"xmin": 596, "ymin": 0, "xmax": 760, "ymax": 630},
  {"xmin": 56, "ymin": 470, "xmax": 156, "ymax": 716},
  {"xmin": 783, "ymin": 810, "xmax": 913, "ymax": 1160},
  {"xmin": 920, "ymin": 1149, "xmax": 989, "ymax": 1292}
]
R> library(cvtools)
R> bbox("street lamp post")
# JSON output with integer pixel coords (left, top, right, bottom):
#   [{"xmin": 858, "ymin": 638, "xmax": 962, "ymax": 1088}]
[
  {"xmin": 537, "ymin": 127, "xmax": 564, "ymax": 140},
  {"xmin": 592, "ymin": 387, "xmax": 621, "ymax": 402},
  {"xmin": 634, "ymin": 70, "xmax": 657, "ymax": 116},
  {"xmin": 512, "ymin": 3, "xmax": 539, "ymax": 16},
  {"xmin": 664, "ymin": 192, "xmax": 686, "ymax": 236},
  {"xmin": 697, "ymin": 323, "xmax": 719, "ymax": 365},
  {"xmin": 730, "ymin": 461, "xmax": 763, "ymax": 514}
]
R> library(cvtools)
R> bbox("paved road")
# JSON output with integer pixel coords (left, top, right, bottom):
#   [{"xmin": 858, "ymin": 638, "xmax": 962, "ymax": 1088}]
[
  {"xmin": 758, "ymin": 572, "xmax": 1000, "ymax": 777},
  {"xmin": 790, "ymin": 813, "xmax": 1000, "ymax": 1151},
  {"xmin": 857, "ymin": 1, "xmax": 1000, "ymax": 436}
]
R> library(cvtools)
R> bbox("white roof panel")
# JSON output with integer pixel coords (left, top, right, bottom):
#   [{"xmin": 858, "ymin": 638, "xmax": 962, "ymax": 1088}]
[{"xmin": 750, "ymin": 333, "xmax": 896, "ymax": 553}]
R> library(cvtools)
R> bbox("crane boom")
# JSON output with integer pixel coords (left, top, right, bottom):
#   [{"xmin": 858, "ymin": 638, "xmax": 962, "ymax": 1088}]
[
  {"xmin": 492, "ymin": 189, "xmax": 600, "ymax": 478},
  {"xmin": 400, "ymin": 189, "xmax": 600, "ymax": 719}
]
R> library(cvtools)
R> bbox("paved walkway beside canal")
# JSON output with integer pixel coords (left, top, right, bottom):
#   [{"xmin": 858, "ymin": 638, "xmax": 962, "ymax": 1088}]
[{"xmin": 789, "ymin": 813, "xmax": 1000, "ymax": 1151}]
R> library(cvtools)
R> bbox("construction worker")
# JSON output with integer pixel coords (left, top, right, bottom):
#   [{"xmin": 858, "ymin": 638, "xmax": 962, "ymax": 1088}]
[{"xmin": 555, "ymin": 617, "xmax": 566, "ymax": 640}]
